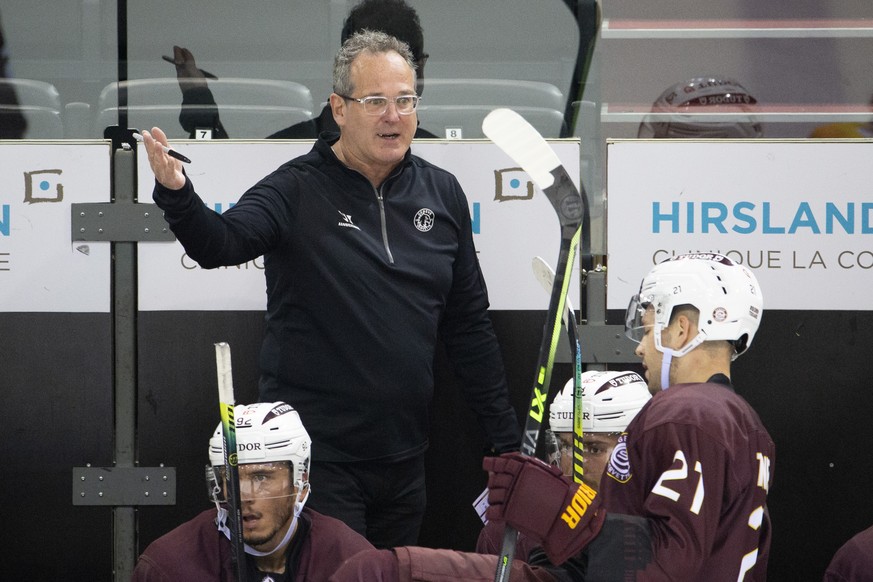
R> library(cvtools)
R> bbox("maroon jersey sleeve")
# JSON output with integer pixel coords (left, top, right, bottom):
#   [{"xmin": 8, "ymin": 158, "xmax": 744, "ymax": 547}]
[
  {"xmin": 475, "ymin": 520, "xmax": 504, "ymax": 555},
  {"xmin": 476, "ymin": 520, "xmax": 540, "ymax": 563},
  {"xmin": 824, "ymin": 524, "xmax": 873, "ymax": 582},
  {"xmin": 598, "ymin": 383, "xmax": 774, "ymax": 581},
  {"xmin": 297, "ymin": 510, "xmax": 375, "ymax": 579}
]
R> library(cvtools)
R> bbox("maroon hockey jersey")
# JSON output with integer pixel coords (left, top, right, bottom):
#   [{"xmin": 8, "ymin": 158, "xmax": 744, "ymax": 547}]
[
  {"xmin": 596, "ymin": 380, "xmax": 775, "ymax": 581},
  {"xmin": 824, "ymin": 524, "xmax": 873, "ymax": 582},
  {"xmin": 132, "ymin": 507, "xmax": 373, "ymax": 581}
]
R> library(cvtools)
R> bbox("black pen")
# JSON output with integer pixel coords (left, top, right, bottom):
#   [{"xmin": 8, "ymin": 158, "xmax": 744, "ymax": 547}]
[
  {"xmin": 132, "ymin": 132, "xmax": 192, "ymax": 164},
  {"xmin": 162, "ymin": 55, "xmax": 218, "ymax": 80}
]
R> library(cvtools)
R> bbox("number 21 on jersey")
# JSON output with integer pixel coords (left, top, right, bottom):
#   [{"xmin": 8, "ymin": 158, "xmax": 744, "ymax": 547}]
[{"xmin": 651, "ymin": 449, "xmax": 772, "ymax": 581}]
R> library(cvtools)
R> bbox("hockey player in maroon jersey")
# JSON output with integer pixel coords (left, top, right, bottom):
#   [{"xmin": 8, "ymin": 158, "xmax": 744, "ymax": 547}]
[
  {"xmin": 132, "ymin": 402, "xmax": 373, "ymax": 581},
  {"xmin": 550, "ymin": 371, "xmax": 651, "ymax": 493},
  {"xmin": 576, "ymin": 252, "xmax": 775, "ymax": 579},
  {"xmin": 329, "ymin": 253, "xmax": 774, "ymax": 581},
  {"xmin": 475, "ymin": 370, "xmax": 651, "ymax": 559}
]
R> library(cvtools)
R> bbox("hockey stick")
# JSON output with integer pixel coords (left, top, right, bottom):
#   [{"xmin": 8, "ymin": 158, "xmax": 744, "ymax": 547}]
[
  {"xmin": 215, "ymin": 342, "xmax": 248, "ymax": 582},
  {"xmin": 482, "ymin": 108, "xmax": 586, "ymax": 581},
  {"xmin": 531, "ymin": 256, "xmax": 584, "ymax": 486}
]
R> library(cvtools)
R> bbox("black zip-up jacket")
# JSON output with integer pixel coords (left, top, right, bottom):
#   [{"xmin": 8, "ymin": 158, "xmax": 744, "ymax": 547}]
[{"xmin": 153, "ymin": 134, "xmax": 521, "ymax": 462}]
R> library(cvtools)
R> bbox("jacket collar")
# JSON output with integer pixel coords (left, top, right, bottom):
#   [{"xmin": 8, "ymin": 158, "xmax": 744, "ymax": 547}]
[{"xmin": 313, "ymin": 132, "xmax": 414, "ymax": 183}]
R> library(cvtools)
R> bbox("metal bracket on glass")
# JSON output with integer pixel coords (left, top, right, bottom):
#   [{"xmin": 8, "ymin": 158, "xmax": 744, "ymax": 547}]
[
  {"xmin": 71, "ymin": 202, "xmax": 176, "ymax": 242},
  {"xmin": 577, "ymin": 323, "xmax": 639, "ymax": 363},
  {"xmin": 72, "ymin": 465, "xmax": 177, "ymax": 506}
]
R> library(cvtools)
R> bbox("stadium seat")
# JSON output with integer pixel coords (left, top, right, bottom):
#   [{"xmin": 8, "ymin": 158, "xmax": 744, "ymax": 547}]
[
  {"xmin": 418, "ymin": 105, "xmax": 565, "ymax": 139},
  {"xmin": 416, "ymin": 78, "xmax": 566, "ymax": 139},
  {"xmin": 94, "ymin": 77, "xmax": 314, "ymax": 139},
  {"xmin": 0, "ymin": 105, "xmax": 63, "ymax": 138},
  {"xmin": 422, "ymin": 78, "xmax": 565, "ymax": 110},
  {"xmin": 0, "ymin": 78, "xmax": 61, "ymax": 110},
  {"xmin": 0, "ymin": 79, "xmax": 65, "ymax": 138}
]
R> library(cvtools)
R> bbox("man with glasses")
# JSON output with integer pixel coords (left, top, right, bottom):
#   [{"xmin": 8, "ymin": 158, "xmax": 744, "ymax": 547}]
[
  {"xmin": 141, "ymin": 29, "xmax": 520, "ymax": 548},
  {"xmin": 172, "ymin": 0, "xmax": 436, "ymax": 139},
  {"xmin": 132, "ymin": 401, "xmax": 373, "ymax": 581}
]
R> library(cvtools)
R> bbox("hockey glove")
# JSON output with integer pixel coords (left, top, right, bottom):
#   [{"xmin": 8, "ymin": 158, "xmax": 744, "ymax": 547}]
[{"xmin": 483, "ymin": 451, "xmax": 606, "ymax": 565}]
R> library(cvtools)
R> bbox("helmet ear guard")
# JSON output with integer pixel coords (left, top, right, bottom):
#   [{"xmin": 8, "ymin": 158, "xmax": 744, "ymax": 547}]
[{"xmin": 206, "ymin": 464, "xmax": 223, "ymax": 504}]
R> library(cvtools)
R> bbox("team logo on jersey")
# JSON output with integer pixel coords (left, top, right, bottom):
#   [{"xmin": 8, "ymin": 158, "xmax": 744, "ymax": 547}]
[
  {"xmin": 606, "ymin": 433, "xmax": 632, "ymax": 483},
  {"xmin": 413, "ymin": 208, "xmax": 435, "ymax": 232},
  {"xmin": 337, "ymin": 210, "xmax": 361, "ymax": 231}
]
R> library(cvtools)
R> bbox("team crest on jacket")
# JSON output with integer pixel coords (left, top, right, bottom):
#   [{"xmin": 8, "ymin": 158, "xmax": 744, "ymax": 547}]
[
  {"xmin": 606, "ymin": 433, "xmax": 633, "ymax": 483},
  {"xmin": 414, "ymin": 208, "xmax": 435, "ymax": 232}
]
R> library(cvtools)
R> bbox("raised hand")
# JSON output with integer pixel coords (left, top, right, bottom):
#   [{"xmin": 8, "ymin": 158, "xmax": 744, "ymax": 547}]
[{"xmin": 141, "ymin": 127, "xmax": 185, "ymax": 190}]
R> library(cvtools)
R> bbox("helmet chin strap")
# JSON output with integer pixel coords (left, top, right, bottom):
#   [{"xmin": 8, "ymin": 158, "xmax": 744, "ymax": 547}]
[
  {"xmin": 659, "ymin": 348, "xmax": 674, "ymax": 390},
  {"xmin": 655, "ymin": 325, "xmax": 706, "ymax": 391},
  {"xmin": 213, "ymin": 484, "xmax": 310, "ymax": 557}
]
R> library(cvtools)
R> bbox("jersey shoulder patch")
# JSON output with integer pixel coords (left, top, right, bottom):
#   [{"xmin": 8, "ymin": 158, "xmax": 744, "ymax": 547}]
[{"xmin": 606, "ymin": 433, "xmax": 632, "ymax": 483}]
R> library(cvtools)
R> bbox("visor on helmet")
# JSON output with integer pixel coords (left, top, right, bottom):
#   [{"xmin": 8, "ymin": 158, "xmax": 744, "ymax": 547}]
[
  {"xmin": 207, "ymin": 460, "xmax": 308, "ymax": 502},
  {"xmin": 624, "ymin": 294, "xmax": 651, "ymax": 344}
]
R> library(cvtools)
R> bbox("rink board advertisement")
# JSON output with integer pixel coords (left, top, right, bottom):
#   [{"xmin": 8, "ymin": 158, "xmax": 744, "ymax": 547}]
[
  {"xmin": 137, "ymin": 139, "xmax": 581, "ymax": 311},
  {"xmin": 0, "ymin": 141, "xmax": 111, "ymax": 312},
  {"xmin": 607, "ymin": 140, "xmax": 873, "ymax": 311}
]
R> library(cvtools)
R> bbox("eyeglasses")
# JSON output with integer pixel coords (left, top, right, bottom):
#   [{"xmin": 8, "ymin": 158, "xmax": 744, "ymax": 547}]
[{"xmin": 337, "ymin": 93, "xmax": 420, "ymax": 116}]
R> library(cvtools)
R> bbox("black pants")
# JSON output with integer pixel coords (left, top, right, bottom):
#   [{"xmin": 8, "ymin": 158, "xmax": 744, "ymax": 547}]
[{"xmin": 307, "ymin": 455, "xmax": 427, "ymax": 549}]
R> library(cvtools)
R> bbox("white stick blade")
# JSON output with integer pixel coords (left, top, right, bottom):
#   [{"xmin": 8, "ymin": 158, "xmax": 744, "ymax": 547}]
[
  {"xmin": 215, "ymin": 342, "xmax": 235, "ymax": 404},
  {"xmin": 482, "ymin": 108, "xmax": 561, "ymax": 190}
]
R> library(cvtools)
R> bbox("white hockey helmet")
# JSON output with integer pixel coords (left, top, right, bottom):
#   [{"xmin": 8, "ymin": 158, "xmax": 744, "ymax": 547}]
[
  {"xmin": 638, "ymin": 75, "xmax": 763, "ymax": 139},
  {"xmin": 209, "ymin": 401, "xmax": 311, "ymax": 485},
  {"xmin": 548, "ymin": 381, "xmax": 575, "ymax": 433},
  {"xmin": 549, "ymin": 370, "xmax": 651, "ymax": 433},
  {"xmin": 625, "ymin": 253, "xmax": 764, "ymax": 359}
]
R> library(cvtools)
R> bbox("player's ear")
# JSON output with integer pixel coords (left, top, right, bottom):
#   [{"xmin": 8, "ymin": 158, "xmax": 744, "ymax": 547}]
[
  {"xmin": 674, "ymin": 312, "xmax": 696, "ymax": 346},
  {"xmin": 329, "ymin": 93, "xmax": 347, "ymax": 128}
]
